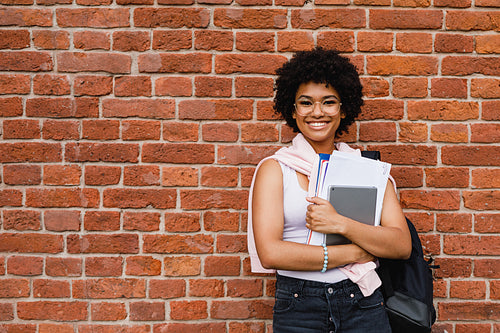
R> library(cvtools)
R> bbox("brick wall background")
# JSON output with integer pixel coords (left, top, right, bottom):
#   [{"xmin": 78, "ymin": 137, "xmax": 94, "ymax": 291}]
[{"xmin": 0, "ymin": 0, "xmax": 499, "ymax": 331}]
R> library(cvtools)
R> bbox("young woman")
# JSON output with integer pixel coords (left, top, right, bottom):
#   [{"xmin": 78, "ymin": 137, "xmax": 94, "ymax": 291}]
[{"xmin": 248, "ymin": 48, "xmax": 411, "ymax": 332}]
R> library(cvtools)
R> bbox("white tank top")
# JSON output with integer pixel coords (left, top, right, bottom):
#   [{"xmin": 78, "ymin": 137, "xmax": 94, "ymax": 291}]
[{"xmin": 277, "ymin": 161, "xmax": 347, "ymax": 283}]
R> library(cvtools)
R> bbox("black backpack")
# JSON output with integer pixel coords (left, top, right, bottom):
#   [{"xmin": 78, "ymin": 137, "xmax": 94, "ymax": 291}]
[{"xmin": 361, "ymin": 151, "xmax": 437, "ymax": 333}]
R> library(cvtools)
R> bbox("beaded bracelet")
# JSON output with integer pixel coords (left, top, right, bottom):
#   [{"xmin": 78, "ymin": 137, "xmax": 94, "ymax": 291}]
[{"xmin": 321, "ymin": 243, "xmax": 328, "ymax": 273}]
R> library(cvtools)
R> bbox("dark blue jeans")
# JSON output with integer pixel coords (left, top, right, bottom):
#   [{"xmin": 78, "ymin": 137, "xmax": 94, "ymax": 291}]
[{"xmin": 273, "ymin": 274, "xmax": 392, "ymax": 333}]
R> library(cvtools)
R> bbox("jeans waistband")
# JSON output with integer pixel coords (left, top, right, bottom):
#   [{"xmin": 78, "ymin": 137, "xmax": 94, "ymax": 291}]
[{"xmin": 276, "ymin": 274, "xmax": 360, "ymax": 297}]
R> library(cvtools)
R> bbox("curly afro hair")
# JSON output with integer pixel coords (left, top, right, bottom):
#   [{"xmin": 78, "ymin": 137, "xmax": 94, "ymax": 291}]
[{"xmin": 274, "ymin": 48, "xmax": 363, "ymax": 137}]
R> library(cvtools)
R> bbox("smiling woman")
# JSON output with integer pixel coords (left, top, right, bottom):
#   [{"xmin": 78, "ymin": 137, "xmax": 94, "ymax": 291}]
[{"xmin": 248, "ymin": 48, "xmax": 411, "ymax": 333}]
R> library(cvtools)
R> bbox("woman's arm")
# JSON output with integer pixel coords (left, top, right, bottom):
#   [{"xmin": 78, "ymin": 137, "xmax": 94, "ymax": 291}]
[
  {"xmin": 306, "ymin": 180, "xmax": 412, "ymax": 260},
  {"xmin": 252, "ymin": 159, "xmax": 375, "ymax": 271}
]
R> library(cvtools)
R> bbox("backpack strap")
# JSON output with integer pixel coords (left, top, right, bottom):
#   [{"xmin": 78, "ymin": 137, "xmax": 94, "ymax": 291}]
[{"xmin": 360, "ymin": 150, "xmax": 381, "ymax": 161}]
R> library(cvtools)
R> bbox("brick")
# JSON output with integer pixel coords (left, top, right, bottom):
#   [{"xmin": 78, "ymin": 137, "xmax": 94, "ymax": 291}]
[
  {"xmin": 434, "ymin": 0, "xmax": 471, "ymax": 6},
  {"xmin": 17, "ymin": 301, "xmax": 87, "ymax": 321},
  {"xmin": 85, "ymin": 166, "xmax": 121, "ymax": 186},
  {"xmin": 366, "ymin": 144, "xmax": 437, "ymax": 165},
  {"xmin": 195, "ymin": 76, "xmax": 232, "ymax": 97},
  {"xmin": 357, "ymin": 31, "xmax": 393, "ymax": 52},
  {"xmin": 217, "ymin": 235, "xmax": 247, "ymax": 253},
  {"xmin": 215, "ymin": 54, "xmax": 287, "ymax": 74},
  {"xmin": 124, "ymin": 165, "xmax": 160, "ymax": 186},
  {"xmin": 370, "ymin": 9, "xmax": 442, "ymax": 29},
  {"xmin": 33, "ymin": 74, "xmax": 70, "ymax": 95},
  {"xmin": 180, "ymin": 99, "xmax": 253, "ymax": 120},
  {"xmin": 227, "ymin": 279, "xmax": 263, "ymax": 298},
  {"xmin": 66, "ymin": 143, "xmax": 139, "ymax": 163},
  {"xmin": 456, "ymin": 324, "xmax": 492, "ymax": 333},
  {"xmin": 0, "ymin": 190, "xmax": 22, "ymax": 207},
  {"xmin": 204, "ymin": 256, "xmax": 241, "ymax": 277},
  {"xmin": 210, "ymin": 300, "xmax": 273, "ymax": 319},
  {"xmin": 0, "ymin": 97, "xmax": 23, "ymax": 117},
  {"xmin": 471, "ymin": 78, "xmax": 500, "ymax": 99},
  {"xmin": 180, "ymin": 189, "xmax": 248, "ymax": 210},
  {"xmin": 26, "ymin": 188, "xmax": 99, "ymax": 208},
  {"xmin": 194, "ymin": 30, "xmax": 233, "ymax": 51},
  {"xmin": 43, "ymin": 165, "xmax": 81, "ymax": 185},
  {"xmin": 318, "ymin": 31, "xmax": 356, "ymax": 52},
  {"xmin": 435, "ymin": 258, "xmax": 472, "ymax": 278},
  {"xmin": 84, "ymin": 211, "xmax": 120, "ymax": 231},
  {"xmin": 149, "ymin": 279, "xmax": 186, "ymax": 298},
  {"xmin": 139, "ymin": 52, "xmax": 212, "ymax": 73},
  {"xmin": 483, "ymin": 101, "xmax": 500, "ymax": 120},
  {"xmin": 277, "ymin": 31, "xmax": 314, "ymax": 52},
  {"xmin": 471, "ymin": 123, "xmax": 500, "ymax": 143},
  {"xmin": 393, "ymin": 0, "xmax": 430, "ymax": 6},
  {"xmin": 78, "ymin": 324, "xmax": 150, "ymax": 333},
  {"xmin": 57, "ymin": 52, "xmax": 131, "ymax": 74},
  {"xmin": 134, "ymin": 8, "xmax": 209, "ymax": 28},
  {"xmin": 472, "ymin": 169, "xmax": 500, "ymax": 189},
  {"xmin": 42, "ymin": 120, "xmax": 79, "ymax": 140},
  {"xmin": 475, "ymin": 0, "xmax": 499, "ymax": 5},
  {"xmin": 56, "ymin": 8, "xmax": 129, "ymax": 28},
  {"xmin": 125, "ymin": 256, "xmax": 161, "ymax": 276},
  {"xmin": 161, "ymin": 166, "xmax": 198, "ymax": 187},
  {"xmin": 446, "ymin": 10, "xmax": 500, "ymax": 31},
  {"xmin": 241, "ymin": 123, "xmax": 279, "ymax": 142},
  {"xmin": 72, "ymin": 278, "xmax": 146, "ymax": 299},
  {"xmin": 229, "ymin": 322, "xmax": 266, "ymax": 333},
  {"xmin": 0, "ymin": 303, "xmax": 14, "ymax": 321},
  {"xmin": 152, "ymin": 30, "xmax": 191, "ymax": 51},
  {"xmin": 359, "ymin": 122, "xmax": 397, "ymax": 142},
  {"xmin": 408, "ymin": 100, "xmax": 479, "ymax": 120},
  {"xmin": 463, "ymin": 190, "xmax": 500, "ymax": 210},
  {"xmin": 398, "ymin": 122, "xmax": 428, "ymax": 142},
  {"xmin": 3, "ymin": 210, "xmax": 41, "ymax": 230},
  {"xmin": 3, "ymin": 164, "xmax": 41, "ymax": 185},
  {"xmin": 361, "ymin": 78, "xmax": 390, "ymax": 98},
  {"xmin": 474, "ymin": 259, "xmax": 500, "ymax": 278},
  {"xmin": 103, "ymin": 98, "xmax": 174, "ymax": 119},
  {"xmin": 103, "ymin": 189, "xmax": 176, "ymax": 209},
  {"xmin": 3, "ymin": 119, "xmax": 40, "ymax": 139},
  {"xmin": 450, "ymin": 280, "xmax": 486, "ymax": 299},
  {"xmin": 0, "ymin": 8, "xmax": 52, "ymax": 27},
  {"xmin": 189, "ymin": 279, "xmax": 224, "ymax": 297},
  {"xmin": 291, "ymin": 9, "xmax": 365, "ymax": 29},
  {"xmin": 435, "ymin": 33, "xmax": 474, "ymax": 53},
  {"xmin": 130, "ymin": 302, "xmax": 165, "ymax": 321},
  {"xmin": 67, "ymin": 234, "xmax": 139, "ymax": 254},
  {"xmin": 442, "ymin": 56, "xmax": 500, "ymax": 76},
  {"xmin": 73, "ymin": 31, "xmax": 110, "ymax": 50},
  {"xmin": 115, "ymin": 76, "xmax": 152, "ymax": 97},
  {"xmin": 164, "ymin": 212, "xmax": 201, "ymax": 232},
  {"xmin": 204, "ymin": 211, "xmax": 240, "ymax": 232},
  {"xmin": 163, "ymin": 256, "xmax": 201, "ymax": 277},
  {"xmin": 236, "ymin": 32, "xmax": 274, "ymax": 52},
  {"xmin": 0, "ymin": 51, "xmax": 53, "ymax": 72},
  {"xmin": 396, "ymin": 33, "xmax": 433, "ymax": 53},
  {"xmin": 91, "ymin": 302, "xmax": 127, "ymax": 321},
  {"xmin": 390, "ymin": 166, "xmax": 424, "ymax": 188},
  {"xmin": 359, "ymin": 100, "xmax": 405, "ymax": 120},
  {"xmin": 431, "ymin": 78, "xmax": 467, "ymax": 98},
  {"xmin": 0, "ymin": 325, "xmax": 36, "ymax": 333},
  {"xmin": 85, "ymin": 257, "xmax": 123, "ymax": 276},
  {"xmin": 123, "ymin": 212, "xmax": 161, "ymax": 232},
  {"xmin": 170, "ymin": 300, "xmax": 207, "ymax": 320},
  {"xmin": 442, "ymin": 145, "xmax": 500, "ymax": 166},
  {"xmin": 235, "ymin": 77, "xmax": 273, "ymax": 98},
  {"xmin": 142, "ymin": 143, "xmax": 214, "ymax": 164},
  {"xmin": 33, "ymin": 279, "xmax": 71, "ymax": 298},
  {"xmin": 425, "ymin": 167, "xmax": 469, "ymax": 188},
  {"xmin": 154, "ymin": 323, "xmax": 226, "ymax": 332},
  {"xmin": 438, "ymin": 302, "xmax": 500, "ymax": 320},
  {"xmin": 7, "ymin": 256, "xmax": 43, "ymax": 276},
  {"xmin": 26, "ymin": 97, "xmax": 99, "ymax": 118},
  {"xmin": 201, "ymin": 166, "xmax": 239, "ymax": 187},
  {"xmin": 444, "ymin": 235, "xmax": 499, "ymax": 255},
  {"xmin": 44, "ymin": 210, "xmax": 81, "ymax": 231},
  {"xmin": 0, "ymin": 278, "xmax": 30, "ymax": 297},
  {"xmin": 215, "ymin": 9, "xmax": 286, "ymax": 29},
  {"xmin": 155, "ymin": 77, "xmax": 192, "ymax": 96},
  {"xmin": 366, "ymin": 55, "xmax": 438, "ymax": 75},
  {"xmin": 436, "ymin": 213, "xmax": 472, "ymax": 233},
  {"xmin": 123, "ymin": 120, "xmax": 161, "ymax": 141},
  {"xmin": 405, "ymin": 212, "xmax": 434, "ymax": 232},
  {"xmin": 113, "ymin": 31, "xmax": 150, "ymax": 52},
  {"xmin": 143, "ymin": 235, "xmax": 213, "ymax": 254},
  {"xmin": 0, "ymin": 30, "xmax": 30, "ymax": 49},
  {"xmin": 163, "ymin": 121, "xmax": 198, "ymax": 142},
  {"xmin": 430, "ymin": 123, "xmax": 468, "ymax": 143},
  {"xmin": 476, "ymin": 34, "xmax": 500, "ymax": 54},
  {"xmin": 32, "ymin": 30, "xmax": 70, "ymax": 50},
  {"xmin": 0, "ymin": 74, "xmax": 30, "ymax": 94},
  {"xmin": 46, "ymin": 257, "xmax": 81, "ymax": 277},
  {"xmin": 400, "ymin": 190, "xmax": 460, "ymax": 210},
  {"xmin": 218, "ymin": 145, "xmax": 280, "ymax": 165}
]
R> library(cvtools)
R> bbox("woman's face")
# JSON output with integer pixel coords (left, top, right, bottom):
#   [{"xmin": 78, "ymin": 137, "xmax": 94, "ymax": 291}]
[{"xmin": 293, "ymin": 81, "xmax": 343, "ymax": 154}]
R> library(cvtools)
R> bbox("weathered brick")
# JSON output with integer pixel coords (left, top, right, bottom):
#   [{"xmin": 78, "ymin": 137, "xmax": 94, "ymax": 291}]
[
  {"xmin": 0, "ymin": 30, "xmax": 30, "ymax": 50},
  {"xmin": 357, "ymin": 31, "xmax": 393, "ymax": 52},
  {"xmin": 103, "ymin": 98, "xmax": 174, "ymax": 119},
  {"xmin": 113, "ymin": 31, "xmax": 150, "ymax": 52},
  {"xmin": 163, "ymin": 257, "xmax": 201, "ymax": 277},
  {"xmin": 84, "ymin": 165, "xmax": 121, "ymax": 186},
  {"xmin": 149, "ymin": 279, "xmax": 186, "ymax": 298},
  {"xmin": 72, "ymin": 278, "xmax": 146, "ymax": 299},
  {"xmin": 291, "ymin": 9, "xmax": 366, "ymax": 29},
  {"xmin": 161, "ymin": 166, "xmax": 198, "ymax": 187},
  {"xmin": 143, "ymin": 235, "xmax": 213, "ymax": 254},
  {"xmin": 56, "ymin": 8, "xmax": 129, "ymax": 28},
  {"xmin": 435, "ymin": 33, "xmax": 474, "ymax": 53},
  {"xmin": 0, "ymin": 8, "xmax": 52, "ymax": 27},
  {"xmin": 123, "ymin": 212, "xmax": 161, "ymax": 232},
  {"xmin": 0, "ymin": 51, "xmax": 53, "ymax": 72},
  {"xmin": 155, "ymin": 77, "xmax": 192, "ymax": 97},
  {"xmin": 73, "ymin": 31, "xmax": 110, "ymax": 50},
  {"xmin": 45, "ymin": 257, "xmax": 82, "ymax": 277},
  {"xmin": 236, "ymin": 32, "xmax": 275, "ymax": 52},
  {"xmin": 442, "ymin": 145, "xmax": 500, "ymax": 166},
  {"xmin": 164, "ymin": 212, "xmax": 201, "ymax": 232},
  {"xmin": 125, "ymin": 256, "xmax": 162, "ymax": 276},
  {"xmin": 194, "ymin": 30, "xmax": 233, "ymax": 51},
  {"xmin": 33, "ymin": 30, "xmax": 70, "ymax": 50},
  {"xmin": 215, "ymin": 54, "xmax": 288, "ymax": 74},
  {"xmin": 367, "ymin": 55, "xmax": 438, "ymax": 75},
  {"xmin": 170, "ymin": 300, "xmax": 207, "ymax": 320},
  {"xmin": 84, "ymin": 211, "xmax": 120, "ymax": 231},
  {"xmin": 210, "ymin": 299, "xmax": 273, "ymax": 319},
  {"xmin": 7, "ymin": 256, "xmax": 43, "ymax": 276},
  {"xmin": 33, "ymin": 74, "xmax": 70, "ymax": 95},
  {"xmin": 26, "ymin": 97, "xmax": 99, "ymax": 118},
  {"xmin": 68, "ymin": 234, "xmax": 139, "ymax": 254},
  {"xmin": 180, "ymin": 189, "xmax": 248, "ymax": 209},
  {"xmin": 26, "ymin": 188, "xmax": 99, "ymax": 208},
  {"xmin": 66, "ymin": 143, "xmax": 139, "ymax": 163},
  {"xmin": 134, "ymin": 8, "xmax": 209, "ymax": 28},
  {"xmin": 277, "ymin": 31, "xmax": 314, "ymax": 52},
  {"xmin": 57, "ymin": 52, "xmax": 131, "ymax": 74},
  {"xmin": 396, "ymin": 33, "xmax": 433, "ymax": 53},
  {"xmin": 446, "ymin": 10, "xmax": 500, "ymax": 31},
  {"xmin": 400, "ymin": 190, "xmax": 461, "ymax": 210},
  {"xmin": 33, "ymin": 279, "xmax": 71, "ymax": 298},
  {"xmin": 189, "ymin": 279, "xmax": 224, "ymax": 297},
  {"xmin": 3, "ymin": 164, "xmax": 41, "ymax": 185},
  {"xmin": 214, "ymin": 9, "xmax": 286, "ymax": 29},
  {"xmin": 17, "ymin": 301, "xmax": 87, "ymax": 321},
  {"xmin": 91, "ymin": 302, "xmax": 127, "ymax": 321},
  {"xmin": 44, "ymin": 210, "xmax": 81, "ymax": 231},
  {"xmin": 3, "ymin": 210, "xmax": 41, "ymax": 230},
  {"xmin": 103, "ymin": 189, "xmax": 176, "ymax": 209},
  {"xmin": 85, "ymin": 257, "xmax": 123, "ymax": 276}
]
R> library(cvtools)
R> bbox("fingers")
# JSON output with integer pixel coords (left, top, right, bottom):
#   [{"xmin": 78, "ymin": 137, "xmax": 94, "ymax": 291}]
[{"xmin": 305, "ymin": 196, "xmax": 330, "ymax": 205}]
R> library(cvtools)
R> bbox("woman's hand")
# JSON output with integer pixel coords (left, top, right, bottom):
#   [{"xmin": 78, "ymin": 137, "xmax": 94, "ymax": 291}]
[{"xmin": 305, "ymin": 196, "xmax": 346, "ymax": 235}]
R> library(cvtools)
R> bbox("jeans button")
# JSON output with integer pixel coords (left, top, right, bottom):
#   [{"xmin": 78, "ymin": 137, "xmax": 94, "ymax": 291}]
[
  {"xmin": 329, "ymin": 317, "xmax": 333, "ymax": 322},
  {"xmin": 350, "ymin": 293, "xmax": 354, "ymax": 298},
  {"xmin": 328, "ymin": 287, "xmax": 333, "ymax": 294}
]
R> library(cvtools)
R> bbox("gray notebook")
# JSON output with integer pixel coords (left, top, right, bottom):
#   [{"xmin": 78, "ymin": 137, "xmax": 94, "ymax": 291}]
[{"xmin": 326, "ymin": 185, "xmax": 377, "ymax": 245}]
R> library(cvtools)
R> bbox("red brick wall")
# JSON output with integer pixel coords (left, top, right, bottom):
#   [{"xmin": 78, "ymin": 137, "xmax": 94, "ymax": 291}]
[{"xmin": 0, "ymin": 0, "xmax": 499, "ymax": 331}]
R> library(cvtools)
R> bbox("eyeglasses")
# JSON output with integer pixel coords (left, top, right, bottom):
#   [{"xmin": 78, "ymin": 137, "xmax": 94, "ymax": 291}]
[{"xmin": 294, "ymin": 98, "xmax": 342, "ymax": 116}]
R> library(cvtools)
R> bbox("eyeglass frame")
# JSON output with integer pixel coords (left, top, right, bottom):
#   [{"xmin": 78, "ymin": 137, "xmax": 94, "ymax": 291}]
[{"xmin": 293, "ymin": 98, "xmax": 342, "ymax": 116}]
